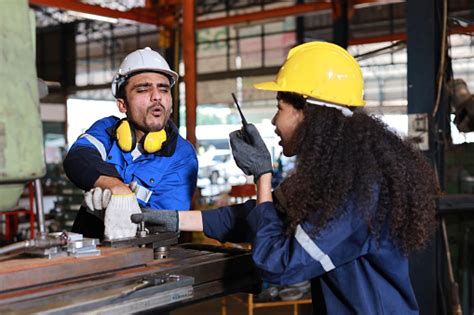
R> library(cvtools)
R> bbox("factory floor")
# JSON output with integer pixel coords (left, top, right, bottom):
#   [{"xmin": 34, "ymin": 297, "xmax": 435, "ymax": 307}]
[{"xmin": 172, "ymin": 294, "xmax": 313, "ymax": 315}]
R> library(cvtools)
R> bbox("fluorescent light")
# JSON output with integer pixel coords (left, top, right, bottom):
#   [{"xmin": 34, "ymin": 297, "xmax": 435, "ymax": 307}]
[{"xmin": 68, "ymin": 11, "xmax": 118, "ymax": 24}]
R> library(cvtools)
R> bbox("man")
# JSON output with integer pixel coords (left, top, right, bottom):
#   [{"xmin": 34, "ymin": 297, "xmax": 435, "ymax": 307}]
[{"xmin": 64, "ymin": 47, "xmax": 198, "ymax": 240}]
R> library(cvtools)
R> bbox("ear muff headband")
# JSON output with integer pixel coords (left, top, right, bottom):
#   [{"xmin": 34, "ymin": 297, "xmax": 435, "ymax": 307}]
[
  {"xmin": 115, "ymin": 119, "xmax": 136, "ymax": 152},
  {"xmin": 115, "ymin": 119, "xmax": 166, "ymax": 154}
]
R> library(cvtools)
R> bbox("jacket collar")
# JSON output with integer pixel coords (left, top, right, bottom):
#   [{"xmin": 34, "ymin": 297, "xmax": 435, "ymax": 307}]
[{"xmin": 158, "ymin": 120, "xmax": 178, "ymax": 157}]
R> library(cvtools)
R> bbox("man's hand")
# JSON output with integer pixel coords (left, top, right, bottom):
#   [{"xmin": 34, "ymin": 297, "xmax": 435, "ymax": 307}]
[
  {"xmin": 131, "ymin": 209, "xmax": 179, "ymax": 233},
  {"xmin": 84, "ymin": 187, "xmax": 112, "ymax": 211},
  {"xmin": 84, "ymin": 181, "xmax": 139, "ymax": 211},
  {"xmin": 229, "ymin": 124, "xmax": 272, "ymax": 180},
  {"xmin": 104, "ymin": 194, "xmax": 142, "ymax": 240}
]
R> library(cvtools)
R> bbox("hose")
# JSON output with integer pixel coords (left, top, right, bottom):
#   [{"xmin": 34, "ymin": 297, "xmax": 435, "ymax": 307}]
[{"xmin": 0, "ymin": 238, "xmax": 67, "ymax": 255}]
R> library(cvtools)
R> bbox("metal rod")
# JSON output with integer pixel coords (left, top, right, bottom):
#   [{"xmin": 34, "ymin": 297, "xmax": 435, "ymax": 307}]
[
  {"xmin": 33, "ymin": 179, "xmax": 46, "ymax": 236},
  {"xmin": 0, "ymin": 241, "xmax": 30, "ymax": 255},
  {"xmin": 441, "ymin": 218, "xmax": 463, "ymax": 315}
]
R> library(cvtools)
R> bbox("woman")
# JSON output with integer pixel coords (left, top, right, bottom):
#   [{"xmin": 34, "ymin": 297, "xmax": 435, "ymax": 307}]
[{"xmin": 132, "ymin": 42, "xmax": 440, "ymax": 314}]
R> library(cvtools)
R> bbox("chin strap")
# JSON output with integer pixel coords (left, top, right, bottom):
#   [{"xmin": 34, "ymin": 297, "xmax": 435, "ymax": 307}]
[{"xmin": 306, "ymin": 98, "xmax": 353, "ymax": 117}]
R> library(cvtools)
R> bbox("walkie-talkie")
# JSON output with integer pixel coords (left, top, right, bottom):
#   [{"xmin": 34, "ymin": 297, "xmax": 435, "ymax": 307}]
[{"xmin": 231, "ymin": 93, "xmax": 252, "ymax": 145}]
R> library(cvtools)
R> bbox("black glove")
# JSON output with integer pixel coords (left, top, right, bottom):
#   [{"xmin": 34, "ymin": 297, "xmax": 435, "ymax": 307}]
[
  {"xmin": 229, "ymin": 124, "xmax": 272, "ymax": 180},
  {"xmin": 130, "ymin": 209, "xmax": 179, "ymax": 233}
]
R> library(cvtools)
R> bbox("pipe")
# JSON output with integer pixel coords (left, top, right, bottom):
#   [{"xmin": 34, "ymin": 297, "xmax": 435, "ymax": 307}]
[
  {"xmin": 441, "ymin": 219, "xmax": 463, "ymax": 315},
  {"xmin": 0, "ymin": 238, "xmax": 66, "ymax": 255},
  {"xmin": 34, "ymin": 179, "xmax": 46, "ymax": 237},
  {"xmin": 0, "ymin": 241, "xmax": 31, "ymax": 255}
]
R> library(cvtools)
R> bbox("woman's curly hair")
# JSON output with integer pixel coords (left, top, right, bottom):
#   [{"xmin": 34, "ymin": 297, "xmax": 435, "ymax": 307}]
[{"xmin": 278, "ymin": 92, "xmax": 440, "ymax": 253}]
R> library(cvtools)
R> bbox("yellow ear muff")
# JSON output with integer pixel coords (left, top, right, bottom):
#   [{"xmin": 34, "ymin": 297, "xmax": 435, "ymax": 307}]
[
  {"xmin": 115, "ymin": 119, "xmax": 136, "ymax": 152},
  {"xmin": 143, "ymin": 129, "xmax": 167, "ymax": 153}
]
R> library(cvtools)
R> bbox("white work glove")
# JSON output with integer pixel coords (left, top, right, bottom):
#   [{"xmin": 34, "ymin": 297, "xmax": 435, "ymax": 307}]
[
  {"xmin": 104, "ymin": 194, "xmax": 142, "ymax": 240},
  {"xmin": 84, "ymin": 187, "xmax": 112, "ymax": 211},
  {"xmin": 84, "ymin": 181, "xmax": 139, "ymax": 211}
]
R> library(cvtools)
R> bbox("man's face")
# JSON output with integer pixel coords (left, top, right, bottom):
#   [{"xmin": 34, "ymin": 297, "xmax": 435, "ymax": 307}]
[
  {"xmin": 271, "ymin": 95, "xmax": 304, "ymax": 157},
  {"xmin": 117, "ymin": 72, "xmax": 172, "ymax": 133}
]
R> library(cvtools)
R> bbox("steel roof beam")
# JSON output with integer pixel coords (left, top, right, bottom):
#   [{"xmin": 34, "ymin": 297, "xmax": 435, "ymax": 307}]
[
  {"xmin": 29, "ymin": 0, "xmax": 172, "ymax": 26},
  {"xmin": 196, "ymin": 0, "xmax": 406, "ymax": 29},
  {"xmin": 196, "ymin": 2, "xmax": 332, "ymax": 29},
  {"xmin": 350, "ymin": 24, "xmax": 474, "ymax": 45}
]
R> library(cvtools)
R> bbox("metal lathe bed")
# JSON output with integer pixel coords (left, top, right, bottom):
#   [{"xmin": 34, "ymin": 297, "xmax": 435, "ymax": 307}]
[{"xmin": 0, "ymin": 232, "xmax": 259, "ymax": 314}]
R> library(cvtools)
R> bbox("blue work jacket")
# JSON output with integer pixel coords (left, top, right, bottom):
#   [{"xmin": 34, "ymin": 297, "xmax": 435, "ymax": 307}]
[
  {"xmin": 202, "ymin": 198, "xmax": 419, "ymax": 315},
  {"xmin": 64, "ymin": 116, "xmax": 198, "ymax": 210}
]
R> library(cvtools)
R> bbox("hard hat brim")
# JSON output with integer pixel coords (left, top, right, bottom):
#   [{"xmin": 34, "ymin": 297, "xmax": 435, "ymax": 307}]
[
  {"xmin": 254, "ymin": 81, "xmax": 282, "ymax": 92},
  {"xmin": 254, "ymin": 81, "xmax": 306, "ymax": 97},
  {"xmin": 128, "ymin": 68, "xmax": 179, "ymax": 85},
  {"xmin": 254, "ymin": 80, "xmax": 365, "ymax": 107}
]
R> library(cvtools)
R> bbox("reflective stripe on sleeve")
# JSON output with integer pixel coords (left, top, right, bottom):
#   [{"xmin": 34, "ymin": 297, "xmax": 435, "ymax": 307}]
[
  {"xmin": 295, "ymin": 224, "xmax": 336, "ymax": 272},
  {"xmin": 80, "ymin": 134, "xmax": 107, "ymax": 161}
]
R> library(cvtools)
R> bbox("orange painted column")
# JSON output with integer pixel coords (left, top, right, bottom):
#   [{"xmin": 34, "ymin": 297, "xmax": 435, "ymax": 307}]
[{"xmin": 182, "ymin": 0, "xmax": 197, "ymax": 146}]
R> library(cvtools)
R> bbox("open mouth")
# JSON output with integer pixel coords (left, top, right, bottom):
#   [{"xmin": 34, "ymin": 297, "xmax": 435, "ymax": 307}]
[
  {"xmin": 149, "ymin": 106, "xmax": 164, "ymax": 117},
  {"xmin": 275, "ymin": 130, "xmax": 282, "ymax": 145}
]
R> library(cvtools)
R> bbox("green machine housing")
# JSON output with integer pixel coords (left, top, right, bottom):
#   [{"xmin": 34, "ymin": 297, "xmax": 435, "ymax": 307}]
[{"xmin": 0, "ymin": 0, "xmax": 46, "ymax": 210}]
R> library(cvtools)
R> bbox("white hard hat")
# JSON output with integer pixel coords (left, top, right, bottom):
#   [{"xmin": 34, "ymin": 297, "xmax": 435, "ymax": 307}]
[{"xmin": 111, "ymin": 47, "xmax": 179, "ymax": 98}]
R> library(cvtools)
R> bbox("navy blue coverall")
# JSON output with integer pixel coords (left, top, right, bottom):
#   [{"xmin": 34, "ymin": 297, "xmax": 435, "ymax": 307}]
[{"xmin": 202, "ymin": 197, "xmax": 419, "ymax": 315}]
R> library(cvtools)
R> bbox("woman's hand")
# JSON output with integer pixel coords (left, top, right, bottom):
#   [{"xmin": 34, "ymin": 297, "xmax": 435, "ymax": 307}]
[{"xmin": 229, "ymin": 124, "xmax": 273, "ymax": 181}]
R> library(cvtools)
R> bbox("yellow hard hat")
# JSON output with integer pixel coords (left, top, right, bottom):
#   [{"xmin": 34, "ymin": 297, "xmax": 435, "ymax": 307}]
[{"xmin": 254, "ymin": 41, "xmax": 365, "ymax": 107}]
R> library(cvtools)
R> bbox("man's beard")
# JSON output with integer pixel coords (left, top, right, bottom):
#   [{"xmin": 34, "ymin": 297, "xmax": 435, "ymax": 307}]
[
  {"xmin": 146, "ymin": 113, "xmax": 169, "ymax": 132},
  {"xmin": 147, "ymin": 122, "xmax": 165, "ymax": 132}
]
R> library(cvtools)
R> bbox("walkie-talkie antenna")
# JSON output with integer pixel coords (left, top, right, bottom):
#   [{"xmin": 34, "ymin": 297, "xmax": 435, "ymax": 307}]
[
  {"xmin": 231, "ymin": 93, "xmax": 252, "ymax": 144},
  {"xmin": 232, "ymin": 93, "xmax": 248, "ymax": 126}
]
